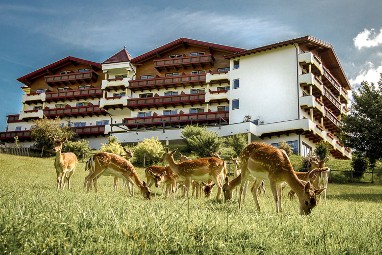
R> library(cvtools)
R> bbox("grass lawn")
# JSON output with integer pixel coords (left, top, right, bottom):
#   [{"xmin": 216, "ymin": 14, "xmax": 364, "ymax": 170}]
[{"xmin": 0, "ymin": 154, "xmax": 381, "ymax": 254}]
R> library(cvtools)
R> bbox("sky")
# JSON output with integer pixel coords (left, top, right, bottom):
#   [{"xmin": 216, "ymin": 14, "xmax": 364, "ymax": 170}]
[{"xmin": 1, "ymin": 0, "xmax": 382, "ymax": 131}]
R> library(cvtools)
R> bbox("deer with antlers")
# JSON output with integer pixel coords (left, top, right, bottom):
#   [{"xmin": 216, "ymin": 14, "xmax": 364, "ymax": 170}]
[
  {"xmin": 162, "ymin": 149, "xmax": 226, "ymax": 201},
  {"xmin": 238, "ymin": 142, "xmax": 324, "ymax": 215},
  {"xmin": 145, "ymin": 165, "xmax": 177, "ymax": 197},
  {"xmin": 84, "ymin": 152, "xmax": 151, "ymax": 199},
  {"xmin": 53, "ymin": 139, "xmax": 78, "ymax": 190}
]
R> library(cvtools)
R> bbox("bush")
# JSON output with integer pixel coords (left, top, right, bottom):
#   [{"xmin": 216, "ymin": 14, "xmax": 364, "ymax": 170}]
[
  {"xmin": 351, "ymin": 154, "xmax": 369, "ymax": 179},
  {"xmin": 224, "ymin": 134, "xmax": 247, "ymax": 157},
  {"xmin": 100, "ymin": 136, "xmax": 125, "ymax": 155},
  {"xmin": 314, "ymin": 141, "xmax": 331, "ymax": 167},
  {"xmin": 278, "ymin": 141, "xmax": 292, "ymax": 156},
  {"xmin": 133, "ymin": 138, "xmax": 165, "ymax": 166},
  {"xmin": 181, "ymin": 125, "xmax": 223, "ymax": 157},
  {"xmin": 62, "ymin": 139, "xmax": 91, "ymax": 160}
]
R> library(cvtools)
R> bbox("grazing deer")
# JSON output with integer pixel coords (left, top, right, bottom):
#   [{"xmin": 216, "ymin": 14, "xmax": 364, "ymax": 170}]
[
  {"xmin": 145, "ymin": 165, "xmax": 177, "ymax": 197},
  {"xmin": 202, "ymin": 182, "xmax": 215, "ymax": 198},
  {"xmin": 231, "ymin": 157, "xmax": 241, "ymax": 177},
  {"xmin": 222, "ymin": 174, "xmax": 265, "ymax": 201},
  {"xmin": 162, "ymin": 149, "xmax": 226, "ymax": 201},
  {"xmin": 85, "ymin": 148, "xmax": 134, "ymax": 194},
  {"xmin": 238, "ymin": 142, "xmax": 324, "ymax": 215},
  {"xmin": 287, "ymin": 168, "xmax": 326, "ymax": 200},
  {"xmin": 53, "ymin": 139, "xmax": 78, "ymax": 190},
  {"xmin": 85, "ymin": 152, "xmax": 151, "ymax": 199}
]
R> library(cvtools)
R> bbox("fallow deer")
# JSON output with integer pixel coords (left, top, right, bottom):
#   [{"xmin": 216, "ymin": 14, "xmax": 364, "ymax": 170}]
[
  {"xmin": 84, "ymin": 152, "xmax": 151, "ymax": 199},
  {"xmin": 145, "ymin": 165, "xmax": 177, "ymax": 197},
  {"xmin": 53, "ymin": 139, "xmax": 78, "ymax": 190},
  {"xmin": 238, "ymin": 142, "xmax": 324, "ymax": 215},
  {"xmin": 162, "ymin": 149, "xmax": 226, "ymax": 201}
]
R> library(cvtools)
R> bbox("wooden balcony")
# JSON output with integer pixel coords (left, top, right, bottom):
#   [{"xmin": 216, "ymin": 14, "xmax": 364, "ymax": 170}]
[
  {"xmin": 323, "ymin": 88, "xmax": 341, "ymax": 114},
  {"xmin": 43, "ymin": 105, "xmax": 107, "ymax": 118},
  {"xmin": 206, "ymin": 71, "xmax": 229, "ymax": 84},
  {"xmin": 324, "ymin": 107, "xmax": 341, "ymax": 132},
  {"xmin": 128, "ymin": 74, "xmax": 206, "ymax": 92},
  {"xmin": 123, "ymin": 111, "xmax": 229, "ymax": 128},
  {"xmin": 45, "ymin": 70, "xmax": 98, "ymax": 85},
  {"xmin": 22, "ymin": 92, "xmax": 45, "ymax": 104},
  {"xmin": 154, "ymin": 55, "xmax": 214, "ymax": 71},
  {"xmin": 323, "ymin": 66, "xmax": 342, "ymax": 96},
  {"xmin": 45, "ymin": 88, "xmax": 102, "ymax": 102},
  {"xmin": 0, "ymin": 130, "xmax": 31, "ymax": 142},
  {"xmin": 7, "ymin": 114, "xmax": 22, "ymax": 123},
  {"xmin": 127, "ymin": 93, "xmax": 205, "ymax": 110},
  {"xmin": 205, "ymin": 89, "xmax": 229, "ymax": 103},
  {"xmin": 72, "ymin": 125, "xmax": 105, "ymax": 136}
]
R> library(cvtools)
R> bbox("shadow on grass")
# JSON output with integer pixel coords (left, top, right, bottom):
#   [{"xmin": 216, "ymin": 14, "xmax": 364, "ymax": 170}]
[
  {"xmin": 328, "ymin": 193, "xmax": 382, "ymax": 202},
  {"xmin": 328, "ymin": 183, "xmax": 382, "ymax": 202}
]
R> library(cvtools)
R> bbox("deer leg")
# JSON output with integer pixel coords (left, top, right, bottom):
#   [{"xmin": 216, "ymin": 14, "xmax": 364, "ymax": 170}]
[
  {"xmin": 114, "ymin": 177, "xmax": 118, "ymax": 191},
  {"xmin": 212, "ymin": 175, "xmax": 223, "ymax": 201},
  {"xmin": 184, "ymin": 178, "xmax": 191, "ymax": 199},
  {"xmin": 250, "ymin": 179, "xmax": 261, "ymax": 211},
  {"xmin": 269, "ymin": 179, "xmax": 279, "ymax": 213},
  {"xmin": 276, "ymin": 183, "xmax": 283, "ymax": 213},
  {"xmin": 66, "ymin": 171, "xmax": 74, "ymax": 190}
]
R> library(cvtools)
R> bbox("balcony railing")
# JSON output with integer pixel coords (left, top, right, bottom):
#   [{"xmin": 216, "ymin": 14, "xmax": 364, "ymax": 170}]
[
  {"xmin": 43, "ymin": 105, "xmax": 107, "ymax": 118},
  {"xmin": 101, "ymin": 77, "xmax": 130, "ymax": 90},
  {"xmin": 127, "ymin": 93, "xmax": 205, "ymax": 109},
  {"xmin": 324, "ymin": 107, "xmax": 341, "ymax": 128},
  {"xmin": 72, "ymin": 125, "xmax": 105, "ymax": 136},
  {"xmin": 123, "ymin": 111, "xmax": 229, "ymax": 128},
  {"xmin": 45, "ymin": 70, "xmax": 98, "ymax": 85},
  {"xmin": 128, "ymin": 74, "xmax": 206, "ymax": 92},
  {"xmin": 206, "ymin": 71, "xmax": 229, "ymax": 84},
  {"xmin": 323, "ymin": 88, "xmax": 341, "ymax": 112},
  {"xmin": 0, "ymin": 130, "xmax": 31, "ymax": 141},
  {"xmin": 7, "ymin": 115, "xmax": 22, "ymax": 123},
  {"xmin": 22, "ymin": 92, "xmax": 46, "ymax": 103},
  {"xmin": 323, "ymin": 66, "xmax": 341, "ymax": 94},
  {"xmin": 205, "ymin": 90, "xmax": 229, "ymax": 103},
  {"xmin": 45, "ymin": 88, "xmax": 102, "ymax": 102},
  {"xmin": 154, "ymin": 55, "xmax": 214, "ymax": 70},
  {"xmin": 19, "ymin": 109, "xmax": 44, "ymax": 120},
  {"xmin": 100, "ymin": 96, "xmax": 129, "ymax": 108}
]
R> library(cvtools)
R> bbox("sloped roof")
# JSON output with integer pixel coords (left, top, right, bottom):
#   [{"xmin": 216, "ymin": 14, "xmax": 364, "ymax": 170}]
[
  {"xmin": 103, "ymin": 48, "xmax": 132, "ymax": 64},
  {"xmin": 17, "ymin": 56, "xmax": 101, "ymax": 85},
  {"xmin": 131, "ymin": 38, "xmax": 245, "ymax": 64},
  {"xmin": 227, "ymin": 35, "xmax": 351, "ymax": 90}
]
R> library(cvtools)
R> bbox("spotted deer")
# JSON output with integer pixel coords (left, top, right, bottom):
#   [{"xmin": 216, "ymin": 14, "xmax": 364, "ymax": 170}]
[{"xmin": 53, "ymin": 139, "xmax": 78, "ymax": 190}]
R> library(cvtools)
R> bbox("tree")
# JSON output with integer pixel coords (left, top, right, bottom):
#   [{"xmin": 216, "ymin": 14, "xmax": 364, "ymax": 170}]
[
  {"xmin": 314, "ymin": 141, "xmax": 331, "ymax": 167},
  {"xmin": 133, "ymin": 137, "xmax": 165, "ymax": 166},
  {"xmin": 340, "ymin": 77, "xmax": 382, "ymax": 167},
  {"xmin": 224, "ymin": 134, "xmax": 247, "ymax": 157},
  {"xmin": 63, "ymin": 139, "xmax": 91, "ymax": 160},
  {"xmin": 181, "ymin": 125, "xmax": 223, "ymax": 157},
  {"xmin": 278, "ymin": 141, "xmax": 293, "ymax": 156},
  {"xmin": 351, "ymin": 153, "xmax": 369, "ymax": 179},
  {"xmin": 30, "ymin": 117, "xmax": 75, "ymax": 156}
]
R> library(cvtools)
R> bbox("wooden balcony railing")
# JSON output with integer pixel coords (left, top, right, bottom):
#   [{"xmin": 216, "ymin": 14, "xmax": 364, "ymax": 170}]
[
  {"xmin": 127, "ymin": 93, "xmax": 205, "ymax": 109},
  {"xmin": 324, "ymin": 107, "xmax": 341, "ymax": 128},
  {"xmin": 7, "ymin": 115, "xmax": 21, "ymax": 123},
  {"xmin": 154, "ymin": 55, "xmax": 214, "ymax": 70},
  {"xmin": 323, "ymin": 88, "xmax": 341, "ymax": 112},
  {"xmin": 124, "ymin": 111, "xmax": 229, "ymax": 128},
  {"xmin": 45, "ymin": 88, "xmax": 102, "ymax": 102},
  {"xmin": 0, "ymin": 130, "xmax": 31, "ymax": 141},
  {"xmin": 45, "ymin": 70, "xmax": 98, "ymax": 85},
  {"xmin": 43, "ymin": 105, "xmax": 107, "ymax": 118},
  {"xmin": 323, "ymin": 66, "xmax": 341, "ymax": 93},
  {"xmin": 128, "ymin": 74, "xmax": 206, "ymax": 92},
  {"xmin": 72, "ymin": 125, "xmax": 105, "ymax": 136}
]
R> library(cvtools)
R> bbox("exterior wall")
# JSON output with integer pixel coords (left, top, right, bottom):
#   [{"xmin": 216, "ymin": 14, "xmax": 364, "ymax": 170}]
[{"xmin": 229, "ymin": 45, "xmax": 298, "ymax": 124}]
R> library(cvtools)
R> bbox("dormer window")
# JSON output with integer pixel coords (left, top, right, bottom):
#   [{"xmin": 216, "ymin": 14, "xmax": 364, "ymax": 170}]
[
  {"xmin": 60, "ymin": 70, "xmax": 72, "ymax": 74},
  {"xmin": 169, "ymin": 54, "xmax": 183, "ymax": 58},
  {"xmin": 78, "ymin": 68, "xmax": 90, "ymax": 73},
  {"xmin": 189, "ymin": 52, "xmax": 205, "ymax": 56}
]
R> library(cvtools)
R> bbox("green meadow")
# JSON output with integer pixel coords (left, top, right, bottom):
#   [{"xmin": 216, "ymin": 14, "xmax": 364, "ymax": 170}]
[{"xmin": 0, "ymin": 154, "xmax": 381, "ymax": 254}]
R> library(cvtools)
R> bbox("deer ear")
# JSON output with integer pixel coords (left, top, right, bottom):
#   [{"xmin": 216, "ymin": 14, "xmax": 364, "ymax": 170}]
[
  {"xmin": 211, "ymin": 183, "xmax": 215, "ymax": 187},
  {"xmin": 142, "ymin": 181, "xmax": 147, "ymax": 187},
  {"xmin": 315, "ymin": 188, "xmax": 325, "ymax": 196},
  {"xmin": 202, "ymin": 182, "xmax": 206, "ymax": 186},
  {"xmin": 171, "ymin": 149, "xmax": 178, "ymax": 155},
  {"xmin": 225, "ymin": 177, "xmax": 229, "ymax": 183},
  {"xmin": 304, "ymin": 181, "xmax": 312, "ymax": 193}
]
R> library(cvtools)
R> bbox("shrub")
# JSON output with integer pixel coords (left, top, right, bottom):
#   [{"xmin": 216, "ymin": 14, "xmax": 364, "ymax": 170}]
[
  {"xmin": 278, "ymin": 141, "xmax": 292, "ymax": 156},
  {"xmin": 62, "ymin": 139, "xmax": 91, "ymax": 160},
  {"xmin": 133, "ymin": 138, "xmax": 165, "ymax": 166},
  {"xmin": 314, "ymin": 141, "xmax": 331, "ymax": 167},
  {"xmin": 100, "ymin": 136, "xmax": 125, "ymax": 155},
  {"xmin": 181, "ymin": 125, "xmax": 222, "ymax": 157},
  {"xmin": 351, "ymin": 154, "xmax": 369, "ymax": 179},
  {"xmin": 224, "ymin": 134, "xmax": 247, "ymax": 157}
]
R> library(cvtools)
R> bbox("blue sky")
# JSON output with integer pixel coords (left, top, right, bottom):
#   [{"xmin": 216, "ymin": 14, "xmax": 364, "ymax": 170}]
[{"xmin": 1, "ymin": 0, "xmax": 382, "ymax": 131}]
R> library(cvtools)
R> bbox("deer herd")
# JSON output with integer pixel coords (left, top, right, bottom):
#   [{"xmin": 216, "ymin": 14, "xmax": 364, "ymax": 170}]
[{"xmin": 53, "ymin": 139, "xmax": 330, "ymax": 215}]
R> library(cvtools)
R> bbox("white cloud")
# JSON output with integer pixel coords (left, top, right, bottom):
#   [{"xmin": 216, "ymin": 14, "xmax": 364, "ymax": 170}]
[
  {"xmin": 349, "ymin": 62, "xmax": 382, "ymax": 87},
  {"xmin": 353, "ymin": 28, "xmax": 382, "ymax": 50}
]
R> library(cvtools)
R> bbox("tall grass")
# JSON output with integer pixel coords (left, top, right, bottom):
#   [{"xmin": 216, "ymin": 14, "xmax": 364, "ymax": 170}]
[{"xmin": 0, "ymin": 154, "xmax": 381, "ymax": 254}]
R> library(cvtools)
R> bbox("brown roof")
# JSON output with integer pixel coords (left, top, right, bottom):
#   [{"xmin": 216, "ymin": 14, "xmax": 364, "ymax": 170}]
[
  {"xmin": 17, "ymin": 56, "xmax": 101, "ymax": 85},
  {"xmin": 227, "ymin": 35, "xmax": 351, "ymax": 90},
  {"xmin": 131, "ymin": 38, "xmax": 245, "ymax": 64},
  {"xmin": 103, "ymin": 48, "xmax": 132, "ymax": 64}
]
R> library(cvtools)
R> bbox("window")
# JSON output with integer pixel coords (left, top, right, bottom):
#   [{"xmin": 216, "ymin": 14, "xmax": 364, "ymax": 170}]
[
  {"xmin": 96, "ymin": 120, "xmax": 109, "ymax": 126},
  {"xmin": 233, "ymin": 79, "xmax": 239, "ymax": 89},
  {"xmin": 189, "ymin": 52, "xmax": 205, "ymax": 56},
  {"xmin": 73, "ymin": 122, "xmax": 86, "ymax": 127},
  {"xmin": 76, "ymin": 102, "xmax": 88, "ymax": 107},
  {"xmin": 85, "ymin": 85, "xmax": 92, "ymax": 89},
  {"xmin": 232, "ymin": 99, "xmax": 239, "ymax": 110},
  {"xmin": 15, "ymin": 126, "xmax": 21, "ymax": 131},
  {"xmin": 164, "ymin": 91, "xmax": 178, "ymax": 96},
  {"xmin": 163, "ymin": 109, "xmax": 177, "ymax": 115},
  {"xmin": 115, "ymin": 74, "xmax": 127, "ymax": 79},
  {"xmin": 190, "ymin": 88, "xmax": 205, "ymax": 94},
  {"xmin": 191, "ymin": 70, "xmax": 205, "ymax": 75},
  {"xmin": 217, "ymin": 67, "xmax": 230, "ymax": 73},
  {"xmin": 217, "ymin": 86, "xmax": 230, "ymax": 91},
  {"xmin": 55, "ymin": 104, "xmax": 65, "ymax": 109},
  {"xmin": 60, "ymin": 70, "xmax": 72, "ymax": 74},
  {"xmin": 58, "ymin": 87, "xmax": 68, "ymax": 92},
  {"xmin": 302, "ymin": 142, "xmax": 312, "ymax": 157},
  {"xmin": 189, "ymin": 108, "xmax": 204, "ymax": 114},
  {"xmin": 35, "ymin": 89, "xmax": 46, "ymax": 94},
  {"xmin": 34, "ymin": 106, "xmax": 42, "ymax": 110},
  {"xmin": 140, "ymin": 75, "xmax": 154, "ymax": 80},
  {"xmin": 78, "ymin": 86, "xmax": 85, "ymax": 90},
  {"xmin": 139, "ymin": 93, "xmax": 153, "ymax": 98},
  {"xmin": 233, "ymin": 60, "xmax": 240, "ymax": 69},
  {"xmin": 113, "ymin": 92, "xmax": 125, "ymax": 97},
  {"xmin": 165, "ymin": 72, "xmax": 179, "ymax": 77},
  {"xmin": 169, "ymin": 54, "xmax": 183, "ymax": 58},
  {"xmin": 137, "ymin": 112, "xmax": 151, "ymax": 118},
  {"xmin": 217, "ymin": 106, "xmax": 229, "ymax": 112},
  {"xmin": 78, "ymin": 69, "xmax": 90, "ymax": 73}
]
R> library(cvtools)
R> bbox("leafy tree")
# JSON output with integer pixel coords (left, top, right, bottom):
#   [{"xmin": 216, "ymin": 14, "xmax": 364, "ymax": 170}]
[
  {"xmin": 133, "ymin": 137, "xmax": 165, "ymax": 166},
  {"xmin": 63, "ymin": 139, "xmax": 91, "ymax": 160},
  {"xmin": 314, "ymin": 141, "xmax": 331, "ymax": 167},
  {"xmin": 30, "ymin": 117, "xmax": 75, "ymax": 156},
  {"xmin": 278, "ymin": 141, "xmax": 292, "ymax": 156},
  {"xmin": 351, "ymin": 153, "xmax": 369, "ymax": 179},
  {"xmin": 100, "ymin": 136, "xmax": 125, "ymax": 155},
  {"xmin": 181, "ymin": 125, "xmax": 222, "ymax": 157},
  {"xmin": 224, "ymin": 134, "xmax": 247, "ymax": 157},
  {"xmin": 340, "ymin": 77, "xmax": 382, "ymax": 167}
]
